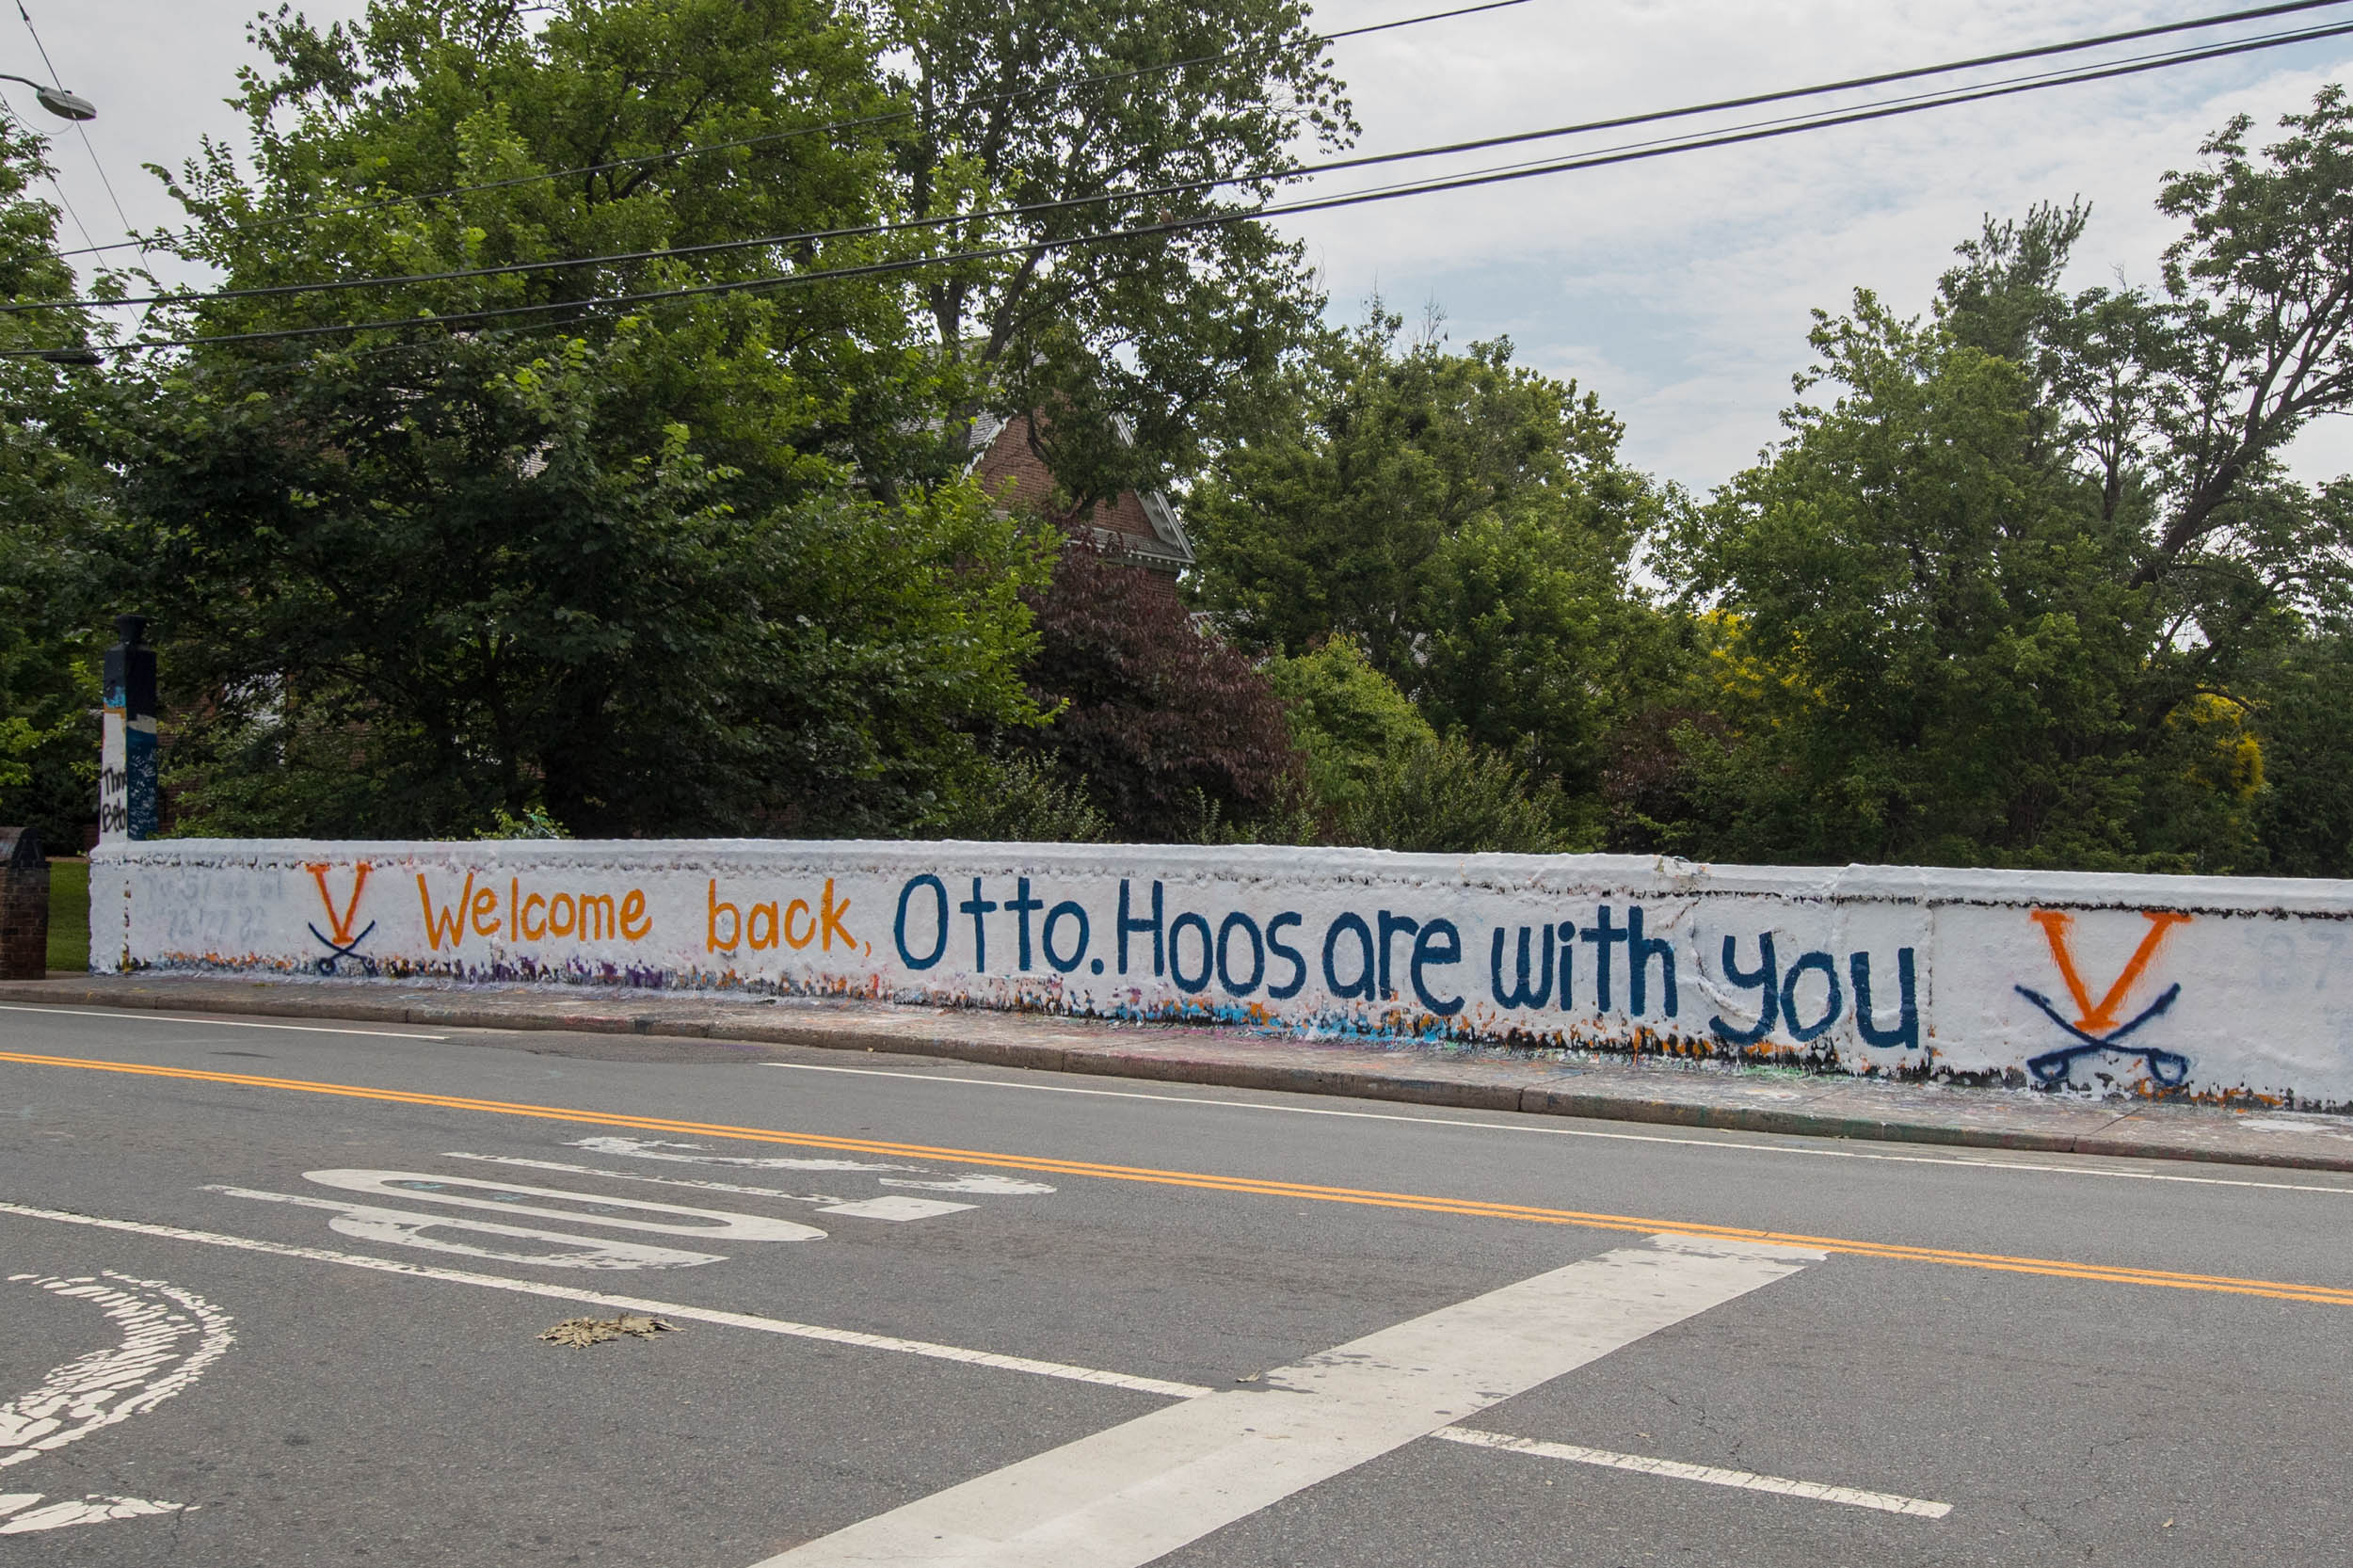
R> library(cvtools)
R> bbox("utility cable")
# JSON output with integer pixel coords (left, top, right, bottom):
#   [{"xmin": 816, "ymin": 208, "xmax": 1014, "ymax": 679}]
[
  {"xmin": 48, "ymin": 0, "xmax": 2343, "ymax": 266},
  {"xmin": 0, "ymin": 98, "xmax": 94, "ymax": 251},
  {"xmin": 21, "ymin": 13, "xmax": 2351, "ymax": 358},
  {"xmin": 22, "ymin": 0, "xmax": 2353, "ymax": 319},
  {"xmin": 15, "ymin": 0, "xmax": 136, "ymax": 245},
  {"xmin": 45, "ymin": 0, "xmax": 1531, "ymax": 262}
]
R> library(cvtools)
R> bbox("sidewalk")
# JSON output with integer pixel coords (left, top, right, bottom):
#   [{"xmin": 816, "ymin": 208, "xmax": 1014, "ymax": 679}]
[{"xmin": 8, "ymin": 970, "xmax": 2353, "ymax": 1176}]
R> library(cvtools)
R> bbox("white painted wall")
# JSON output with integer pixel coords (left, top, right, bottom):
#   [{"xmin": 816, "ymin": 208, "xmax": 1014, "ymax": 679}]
[{"xmin": 89, "ymin": 840, "xmax": 2353, "ymax": 1106}]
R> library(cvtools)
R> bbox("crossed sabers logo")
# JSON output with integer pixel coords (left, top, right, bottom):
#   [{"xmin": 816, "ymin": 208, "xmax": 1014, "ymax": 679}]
[
  {"xmin": 2014, "ymin": 909, "xmax": 2190, "ymax": 1087},
  {"xmin": 307, "ymin": 862, "xmax": 376, "ymax": 972}
]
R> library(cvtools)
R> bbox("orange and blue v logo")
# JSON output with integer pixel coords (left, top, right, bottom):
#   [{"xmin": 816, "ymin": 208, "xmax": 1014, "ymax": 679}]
[
  {"xmin": 2017, "ymin": 909, "xmax": 2192, "ymax": 1086},
  {"xmin": 305, "ymin": 861, "xmax": 376, "ymax": 965}
]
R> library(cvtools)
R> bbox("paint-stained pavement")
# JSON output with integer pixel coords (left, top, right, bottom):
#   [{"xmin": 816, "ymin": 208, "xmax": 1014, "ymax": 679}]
[{"xmin": 8, "ymin": 970, "xmax": 2353, "ymax": 1172}]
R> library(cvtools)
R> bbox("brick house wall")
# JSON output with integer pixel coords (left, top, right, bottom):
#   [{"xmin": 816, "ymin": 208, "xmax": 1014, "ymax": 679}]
[{"xmin": 967, "ymin": 416, "xmax": 1193, "ymax": 604}]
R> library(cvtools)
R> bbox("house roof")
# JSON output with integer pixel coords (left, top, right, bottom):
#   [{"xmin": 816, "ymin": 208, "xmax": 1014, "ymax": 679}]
[{"xmin": 965, "ymin": 413, "xmax": 1194, "ymax": 572}]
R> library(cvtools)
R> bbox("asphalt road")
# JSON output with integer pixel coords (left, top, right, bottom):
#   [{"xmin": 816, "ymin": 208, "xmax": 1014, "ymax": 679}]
[{"xmin": 4, "ymin": 1000, "xmax": 2352, "ymax": 1566}]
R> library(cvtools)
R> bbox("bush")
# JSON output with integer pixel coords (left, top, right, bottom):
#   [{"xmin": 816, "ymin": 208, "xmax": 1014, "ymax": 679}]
[
  {"xmin": 1262, "ymin": 637, "xmax": 1436, "ymax": 814},
  {"xmin": 926, "ymin": 752, "xmax": 1111, "ymax": 843},
  {"xmin": 1018, "ymin": 542, "xmax": 1305, "ymax": 840},
  {"xmin": 1334, "ymin": 735, "xmax": 1578, "ymax": 855}
]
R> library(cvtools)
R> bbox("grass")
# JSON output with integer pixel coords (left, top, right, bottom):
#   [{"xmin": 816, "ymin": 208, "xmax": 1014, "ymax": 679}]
[{"xmin": 46, "ymin": 857, "xmax": 88, "ymax": 973}]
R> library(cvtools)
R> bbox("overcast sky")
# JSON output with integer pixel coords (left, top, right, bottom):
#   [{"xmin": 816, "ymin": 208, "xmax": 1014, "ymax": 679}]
[{"xmin": 13, "ymin": 1, "xmax": 2353, "ymax": 491}]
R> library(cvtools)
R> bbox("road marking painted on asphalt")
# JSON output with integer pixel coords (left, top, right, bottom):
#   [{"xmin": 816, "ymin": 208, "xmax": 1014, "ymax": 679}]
[
  {"xmin": 0, "ymin": 1492, "xmax": 184, "ymax": 1534},
  {"xmin": 748, "ymin": 1234, "xmax": 1823, "ymax": 1567},
  {"xmin": 569, "ymin": 1135, "xmax": 922, "ymax": 1174},
  {"xmin": 0, "ymin": 1199, "xmax": 1208, "ymax": 1399},
  {"xmin": 884, "ymin": 1173, "xmax": 1057, "ymax": 1195},
  {"xmin": 0, "ymin": 1271, "xmax": 231, "ymax": 1532},
  {"xmin": 571, "ymin": 1135, "xmax": 1055, "ymax": 1194},
  {"xmin": 446, "ymin": 1153, "xmax": 975, "ymax": 1222},
  {"xmin": 762, "ymin": 1061, "xmax": 2353, "ymax": 1197},
  {"xmin": 1, "ymin": 1272, "xmax": 232, "ymax": 1472},
  {"xmin": 301, "ymin": 1169, "xmax": 827, "ymax": 1240},
  {"xmin": 0, "ymin": 1002, "xmax": 444, "ymax": 1039},
  {"xmin": 817, "ymin": 1194, "xmax": 979, "ymax": 1221},
  {"xmin": 8, "ymin": 1049, "xmax": 2353, "ymax": 1305},
  {"xmin": 206, "ymin": 1187, "xmax": 731, "ymax": 1269},
  {"xmin": 0, "ymin": 1203, "xmax": 1948, "ymax": 1521},
  {"xmin": 1428, "ymin": 1425, "xmax": 1952, "ymax": 1517}
]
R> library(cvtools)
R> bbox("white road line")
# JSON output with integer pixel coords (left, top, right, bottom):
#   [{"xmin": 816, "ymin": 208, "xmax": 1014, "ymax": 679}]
[
  {"xmin": 1, "ymin": 1271, "xmax": 232, "ymax": 1471},
  {"xmin": 568, "ymin": 1135, "xmax": 920, "ymax": 1174},
  {"xmin": 566, "ymin": 1135, "xmax": 1054, "ymax": 1194},
  {"xmin": 0, "ymin": 1492, "xmax": 184, "ymax": 1534},
  {"xmin": 763, "ymin": 1061, "xmax": 2353, "ymax": 1196},
  {"xmin": 443, "ymin": 1152, "xmax": 975, "ymax": 1222},
  {"xmin": 0, "ymin": 1270, "xmax": 230, "ymax": 1533},
  {"xmin": 0, "ymin": 1002, "xmax": 444, "ymax": 1040},
  {"xmin": 0, "ymin": 1200, "xmax": 1207, "ymax": 1400},
  {"xmin": 0, "ymin": 1201, "xmax": 1936, "ymax": 1523},
  {"xmin": 298, "ymin": 1169, "xmax": 825, "ymax": 1240},
  {"xmin": 748, "ymin": 1233, "xmax": 1823, "ymax": 1568},
  {"xmin": 1429, "ymin": 1426, "xmax": 1952, "ymax": 1517},
  {"xmin": 206, "ymin": 1187, "xmax": 734, "ymax": 1270}
]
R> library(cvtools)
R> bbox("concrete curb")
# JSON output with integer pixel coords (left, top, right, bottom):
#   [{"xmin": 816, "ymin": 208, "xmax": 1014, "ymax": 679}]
[{"xmin": 8, "ymin": 974, "xmax": 2353, "ymax": 1176}]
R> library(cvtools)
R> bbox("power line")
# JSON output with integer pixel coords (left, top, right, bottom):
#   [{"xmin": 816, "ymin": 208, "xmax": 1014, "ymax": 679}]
[
  {"xmin": 24, "ymin": 15, "xmax": 2344, "ymax": 360},
  {"xmin": 21, "ymin": 0, "xmax": 2353, "ymax": 320},
  {"xmin": 0, "ymin": 99, "xmax": 96, "ymax": 252},
  {"xmin": 14, "ymin": 0, "xmax": 136, "ymax": 245},
  {"xmin": 45, "ymin": 0, "xmax": 1531, "ymax": 263}
]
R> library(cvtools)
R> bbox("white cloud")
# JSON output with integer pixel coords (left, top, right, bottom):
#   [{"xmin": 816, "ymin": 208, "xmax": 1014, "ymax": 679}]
[
  {"xmin": 1285, "ymin": 0, "xmax": 2353, "ymax": 491},
  {"xmin": 14, "ymin": 2, "xmax": 2352, "ymax": 491},
  {"xmin": 1, "ymin": 1, "xmax": 366, "ymax": 267}
]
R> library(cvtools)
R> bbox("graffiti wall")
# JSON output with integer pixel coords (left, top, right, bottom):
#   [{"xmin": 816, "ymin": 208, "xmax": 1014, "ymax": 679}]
[{"xmin": 88, "ymin": 839, "xmax": 2353, "ymax": 1106}]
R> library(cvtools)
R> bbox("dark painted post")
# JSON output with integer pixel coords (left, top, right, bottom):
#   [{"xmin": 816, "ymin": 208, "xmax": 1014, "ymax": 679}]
[
  {"xmin": 0, "ymin": 826, "xmax": 46, "ymax": 978},
  {"xmin": 100, "ymin": 614, "xmax": 157, "ymax": 841}
]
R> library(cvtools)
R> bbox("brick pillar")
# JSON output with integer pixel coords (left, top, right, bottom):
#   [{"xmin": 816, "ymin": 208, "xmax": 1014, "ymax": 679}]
[{"xmin": 0, "ymin": 827, "xmax": 48, "ymax": 979}]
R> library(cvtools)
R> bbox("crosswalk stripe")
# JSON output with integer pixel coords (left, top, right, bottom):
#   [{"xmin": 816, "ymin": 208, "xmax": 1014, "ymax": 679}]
[{"xmin": 748, "ymin": 1234, "xmax": 1819, "ymax": 1568}]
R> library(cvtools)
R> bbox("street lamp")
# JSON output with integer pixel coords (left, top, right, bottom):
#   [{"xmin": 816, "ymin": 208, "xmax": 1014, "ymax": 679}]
[{"xmin": 0, "ymin": 72, "xmax": 92, "ymax": 120}]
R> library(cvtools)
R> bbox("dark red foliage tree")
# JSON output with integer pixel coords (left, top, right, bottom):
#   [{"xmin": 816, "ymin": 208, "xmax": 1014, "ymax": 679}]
[{"xmin": 1019, "ymin": 542, "xmax": 1305, "ymax": 840}]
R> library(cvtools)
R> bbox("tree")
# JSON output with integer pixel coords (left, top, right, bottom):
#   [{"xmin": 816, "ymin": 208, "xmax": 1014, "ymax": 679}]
[
  {"xmin": 99, "ymin": 0, "xmax": 1052, "ymax": 837},
  {"xmin": 2248, "ymin": 608, "xmax": 2353, "ymax": 878},
  {"xmin": 1657, "ymin": 80, "xmax": 2353, "ymax": 871},
  {"xmin": 2140, "ymin": 87, "xmax": 2353, "ymax": 586},
  {"xmin": 1665, "ymin": 294, "xmax": 2169, "ymax": 865},
  {"xmin": 0, "ymin": 121, "xmax": 111, "ymax": 853},
  {"xmin": 1013, "ymin": 542, "xmax": 1303, "ymax": 841},
  {"xmin": 1186, "ymin": 308, "xmax": 1668, "ymax": 808},
  {"xmin": 888, "ymin": 0, "xmax": 1349, "ymax": 517},
  {"xmin": 109, "ymin": 332, "xmax": 1048, "ymax": 837},
  {"xmin": 1329, "ymin": 734, "xmax": 1573, "ymax": 856},
  {"xmin": 1261, "ymin": 636, "xmax": 1434, "ymax": 817}
]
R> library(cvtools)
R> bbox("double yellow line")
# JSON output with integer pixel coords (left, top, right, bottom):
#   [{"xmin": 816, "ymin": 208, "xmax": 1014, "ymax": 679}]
[{"xmin": 8, "ymin": 1047, "xmax": 2351, "ymax": 1307}]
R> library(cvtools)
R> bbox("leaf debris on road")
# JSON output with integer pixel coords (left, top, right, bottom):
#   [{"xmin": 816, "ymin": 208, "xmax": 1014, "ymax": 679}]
[{"xmin": 538, "ymin": 1314, "xmax": 679, "ymax": 1348}]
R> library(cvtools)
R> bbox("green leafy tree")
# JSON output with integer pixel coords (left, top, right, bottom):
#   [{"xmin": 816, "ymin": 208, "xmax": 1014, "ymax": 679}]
[
  {"xmin": 1659, "ymin": 87, "xmax": 2353, "ymax": 869},
  {"xmin": 97, "ymin": 0, "xmax": 1051, "ymax": 837},
  {"xmin": 1330, "ymin": 733, "xmax": 1575, "ymax": 856},
  {"xmin": 925, "ymin": 751, "xmax": 1112, "ymax": 843},
  {"xmin": 110, "ymin": 333, "xmax": 1047, "ymax": 837},
  {"xmin": 1666, "ymin": 294, "xmax": 2166, "ymax": 864},
  {"xmin": 888, "ymin": 0, "xmax": 1351, "ymax": 514},
  {"xmin": 2248, "ymin": 613, "xmax": 2353, "ymax": 878},
  {"xmin": 1187, "ymin": 308, "xmax": 1669, "ymax": 810},
  {"xmin": 0, "ymin": 121, "xmax": 111, "ymax": 853},
  {"xmin": 1261, "ymin": 636, "xmax": 1434, "ymax": 817}
]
